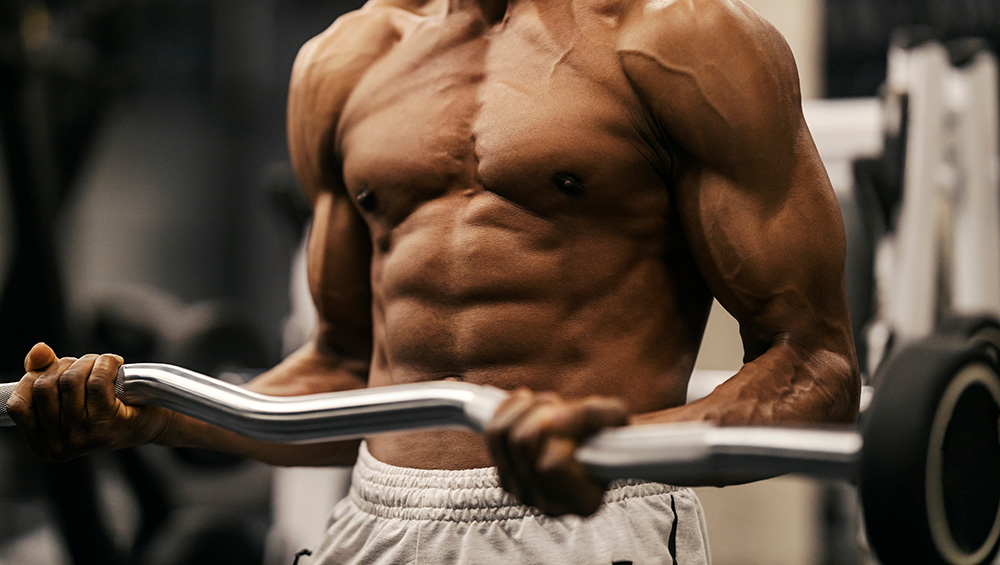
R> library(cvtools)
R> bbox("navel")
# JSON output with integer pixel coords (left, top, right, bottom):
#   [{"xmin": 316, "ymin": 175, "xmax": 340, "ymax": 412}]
[
  {"xmin": 356, "ymin": 184, "xmax": 378, "ymax": 211},
  {"xmin": 552, "ymin": 171, "xmax": 586, "ymax": 197}
]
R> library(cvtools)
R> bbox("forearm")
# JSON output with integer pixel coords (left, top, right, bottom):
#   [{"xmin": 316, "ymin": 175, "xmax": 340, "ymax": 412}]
[
  {"xmin": 632, "ymin": 340, "xmax": 860, "ymax": 427},
  {"xmin": 154, "ymin": 411, "xmax": 362, "ymax": 466},
  {"xmin": 152, "ymin": 338, "xmax": 369, "ymax": 467}
]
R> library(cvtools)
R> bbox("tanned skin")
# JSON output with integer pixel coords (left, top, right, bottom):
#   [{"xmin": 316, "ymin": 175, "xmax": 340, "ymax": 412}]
[{"xmin": 10, "ymin": 0, "xmax": 859, "ymax": 518}]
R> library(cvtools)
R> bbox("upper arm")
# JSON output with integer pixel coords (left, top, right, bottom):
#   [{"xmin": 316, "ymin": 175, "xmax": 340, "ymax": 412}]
[
  {"xmin": 617, "ymin": 1, "xmax": 856, "ymax": 365},
  {"xmin": 280, "ymin": 12, "xmax": 402, "ymax": 386}
]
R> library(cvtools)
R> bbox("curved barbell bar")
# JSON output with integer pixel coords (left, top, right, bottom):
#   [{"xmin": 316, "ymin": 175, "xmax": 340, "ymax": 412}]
[{"xmin": 0, "ymin": 363, "xmax": 861, "ymax": 485}]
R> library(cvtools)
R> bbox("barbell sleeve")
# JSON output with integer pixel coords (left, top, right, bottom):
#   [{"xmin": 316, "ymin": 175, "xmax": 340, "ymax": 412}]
[
  {"xmin": 0, "ymin": 363, "xmax": 862, "ymax": 485},
  {"xmin": 577, "ymin": 424, "xmax": 861, "ymax": 484}
]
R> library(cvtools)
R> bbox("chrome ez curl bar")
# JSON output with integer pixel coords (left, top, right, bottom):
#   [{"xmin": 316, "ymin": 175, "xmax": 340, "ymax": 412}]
[
  {"xmin": 0, "ymin": 363, "xmax": 858, "ymax": 484},
  {"xmin": 1, "ymin": 335, "xmax": 998, "ymax": 565}
]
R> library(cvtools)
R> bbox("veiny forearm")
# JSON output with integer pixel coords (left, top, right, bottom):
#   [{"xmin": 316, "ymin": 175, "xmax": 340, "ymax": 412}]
[
  {"xmin": 631, "ymin": 340, "xmax": 860, "ymax": 427},
  {"xmin": 152, "ymin": 338, "xmax": 369, "ymax": 467}
]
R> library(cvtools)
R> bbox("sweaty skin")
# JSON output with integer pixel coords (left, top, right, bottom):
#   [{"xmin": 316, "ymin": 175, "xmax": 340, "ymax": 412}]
[{"xmin": 10, "ymin": 0, "xmax": 859, "ymax": 517}]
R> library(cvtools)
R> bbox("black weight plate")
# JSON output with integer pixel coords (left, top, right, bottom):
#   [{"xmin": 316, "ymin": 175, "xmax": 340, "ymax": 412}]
[{"xmin": 861, "ymin": 336, "xmax": 1000, "ymax": 565}]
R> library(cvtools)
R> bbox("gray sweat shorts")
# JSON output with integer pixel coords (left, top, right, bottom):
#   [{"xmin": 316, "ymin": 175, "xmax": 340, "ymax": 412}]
[{"xmin": 307, "ymin": 442, "xmax": 711, "ymax": 564}]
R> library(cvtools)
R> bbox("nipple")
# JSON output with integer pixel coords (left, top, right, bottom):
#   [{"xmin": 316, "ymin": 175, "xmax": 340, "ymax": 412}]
[
  {"xmin": 356, "ymin": 185, "xmax": 378, "ymax": 211},
  {"xmin": 552, "ymin": 172, "xmax": 586, "ymax": 197}
]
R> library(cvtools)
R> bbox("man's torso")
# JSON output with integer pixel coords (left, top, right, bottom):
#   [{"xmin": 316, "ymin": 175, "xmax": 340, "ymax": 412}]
[{"xmin": 307, "ymin": 0, "xmax": 714, "ymax": 468}]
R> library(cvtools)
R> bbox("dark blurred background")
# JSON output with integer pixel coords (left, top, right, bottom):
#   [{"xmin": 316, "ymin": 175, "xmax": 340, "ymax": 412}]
[
  {"xmin": 0, "ymin": 2, "xmax": 363, "ymax": 564},
  {"xmin": 0, "ymin": 0, "xmax": 365, "ymax": 374},
  {"xmin": 825, "ymin": 0, "xmax": 1000, "ymax": 97}
]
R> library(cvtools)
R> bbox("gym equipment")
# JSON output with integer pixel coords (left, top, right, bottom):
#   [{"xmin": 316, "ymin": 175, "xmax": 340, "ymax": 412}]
[
  {"xmin": 863, "ymin": 338, "xmax": 1000, "ymax": 564},
  {"xmin": 865, "ymin": 36, "xmax": 1000, "ymax": 374},
  {"xmin": 0, "ymin": 368, "xmax": 851, "ymax": 481},
  {"xmin": 2, "ymin": 335, "xmax": 998, "ymax": 564},
  {"xmin": 836, "ymin": 37, "xmax": 1000, "ymax": 563}
]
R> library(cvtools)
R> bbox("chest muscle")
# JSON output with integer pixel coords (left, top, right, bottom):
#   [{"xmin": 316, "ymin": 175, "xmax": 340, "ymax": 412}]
[{"xmin": 338, "ymin": 12, "xmax": 670, "ymax": 229}]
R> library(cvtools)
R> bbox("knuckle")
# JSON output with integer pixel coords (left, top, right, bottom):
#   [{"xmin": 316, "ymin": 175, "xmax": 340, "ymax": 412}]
[
  {"xmin": 537, "ymin": 392, "xmax": 560, "ymax": 403},
  {"xmin": 94, "ymin": 355, "xmax": 118, "ymax": 374},
  {"xmin": 484, "ymin": 413, "xmax": 504, "ymax": 435},
  {"xmin": 496, "ymin": 394, "xmax": 524, "ymax": 415},
  {"xmin": 536, "ymin": 452, "xmax": 568, "ymax": 475},
  {"xmin": 85, "ymin": 375, "xmax": 109, "ymax": 394},
  {"xmin": 31, "ymin": 375, "xmax": 55, "ymax": 395},
  {"xmin": 58, "ymin": 368, "xmax": 84, "ymax": 387},
  {"xmin": 508, "ymin": 420, "xmax": 536, "ymax": 446},
  {"xmin": 505, "ymin": 390, "xmax": 534, "ymax": 408},
  {"xmin": 98, "ymin": 353, "xmax": 121, "ymax": 365},
  {"xmin": 94, "ymin": 354, "xmax": 119, "ymax": 372}
]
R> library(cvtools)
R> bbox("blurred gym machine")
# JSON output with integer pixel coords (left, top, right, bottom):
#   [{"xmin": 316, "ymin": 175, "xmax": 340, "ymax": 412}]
[
  {"xmin": 790, "ymin": 30, "xmax": 1000, "ymax": 564},
  {"xmin": 862, "ymin": 32, "xmax": 1000, "ymax": 375},
  {"xmin": 833, "ymin": 31, "xmax": 1000, "ymax": 564}
]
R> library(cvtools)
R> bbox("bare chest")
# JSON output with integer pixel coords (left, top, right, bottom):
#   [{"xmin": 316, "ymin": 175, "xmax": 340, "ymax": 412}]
[{"xmin": 336, "ymin": 12, "xmax": 671, "ymax": 228}]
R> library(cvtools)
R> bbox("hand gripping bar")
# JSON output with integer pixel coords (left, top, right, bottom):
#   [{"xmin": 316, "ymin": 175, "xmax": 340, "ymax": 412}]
[{"xmin": 0, "ymin": 363, "xmax": 861, "ymax": 485}]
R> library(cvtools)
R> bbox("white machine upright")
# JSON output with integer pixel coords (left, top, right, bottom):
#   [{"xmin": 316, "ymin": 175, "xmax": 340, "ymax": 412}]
[{"xmin": 871, "ymin": 38, "xmax": 1000, "ymax": 370}]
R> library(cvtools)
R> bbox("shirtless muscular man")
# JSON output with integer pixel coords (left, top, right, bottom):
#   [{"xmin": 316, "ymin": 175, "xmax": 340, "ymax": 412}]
[{"xmin": 10, "ymin": 0, "xmax": 859, "ymax": 562}]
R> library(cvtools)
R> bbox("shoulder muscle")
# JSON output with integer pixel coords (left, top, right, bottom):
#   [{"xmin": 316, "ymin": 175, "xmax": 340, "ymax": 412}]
[
  {"xmin": 616, "ymin": 0, "xmax": 803, "ymax": 175},
  {"xmin": 287, "ymin": 8, "xmax": 405, "ymax": 201}
]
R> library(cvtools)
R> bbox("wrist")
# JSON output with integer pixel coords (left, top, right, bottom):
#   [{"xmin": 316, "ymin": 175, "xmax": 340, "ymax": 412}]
[{"xmin": 145, "ymin": 407, "xmax": 178, "ymax": 447}]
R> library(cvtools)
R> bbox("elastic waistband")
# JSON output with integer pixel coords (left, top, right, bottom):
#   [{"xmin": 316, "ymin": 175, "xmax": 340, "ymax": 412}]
[{"xmin": 349, "ymin": 441, "xmax": 686, "ymax": 523}]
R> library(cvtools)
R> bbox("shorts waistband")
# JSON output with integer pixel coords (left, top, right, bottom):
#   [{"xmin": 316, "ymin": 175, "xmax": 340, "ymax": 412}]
[{"xmin": 349, "ymin": 441, "xmax": 686, "ymax": 523}]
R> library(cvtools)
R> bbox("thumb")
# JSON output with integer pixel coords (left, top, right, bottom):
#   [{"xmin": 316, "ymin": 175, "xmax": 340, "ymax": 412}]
[{"xmin": 24, "ymin": 342, "xmax": 58, "ymax": 372}]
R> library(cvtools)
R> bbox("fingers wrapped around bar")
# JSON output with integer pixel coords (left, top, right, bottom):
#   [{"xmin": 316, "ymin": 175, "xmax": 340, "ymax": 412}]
[
  {"xmin": 6, "ymin": 343, "xmax": 170, "ymax": 461},
  {"xmin": 485, "ymin": 388, "xmax": 629, "ymax": 516}
]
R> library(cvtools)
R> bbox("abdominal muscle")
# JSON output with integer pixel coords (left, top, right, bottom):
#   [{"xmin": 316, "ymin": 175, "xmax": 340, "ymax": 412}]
[{"xmin": 361, "ymin": 190, "xmax": 710, "ymax": 470}]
